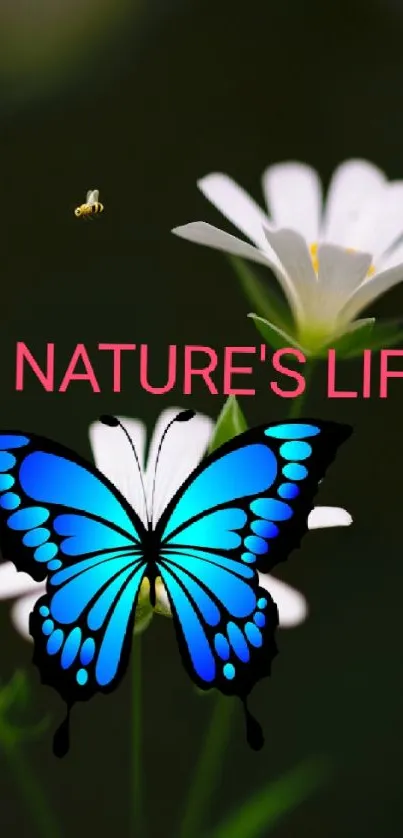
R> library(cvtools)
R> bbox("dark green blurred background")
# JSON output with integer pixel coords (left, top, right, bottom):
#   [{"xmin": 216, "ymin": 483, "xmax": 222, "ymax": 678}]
[{"xmin": 1, "ymin": 0, "xmax": 403, "ymax": 835}]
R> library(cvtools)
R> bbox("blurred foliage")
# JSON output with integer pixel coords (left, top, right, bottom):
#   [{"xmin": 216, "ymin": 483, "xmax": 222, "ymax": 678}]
[
  {"xmin": 0, "ymin": 672, "xmax": 60, "ymax": 838},
  {"xmin": 206, "ymin": 758, "xmax": 331, "ymax": 838},
  {"xmin": 0, "ymin": 670, "xmax": 48, "ymax": 746},
  {"xmin": 0, "ymin": 0, "xmax": 143, "ymax": 107}
]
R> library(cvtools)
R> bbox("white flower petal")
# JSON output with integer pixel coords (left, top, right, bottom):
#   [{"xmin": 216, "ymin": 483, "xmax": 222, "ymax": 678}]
[
  {"xmin": 338, "ymin": 261, "xmax": 403, "ymax": 324},
  {"xmin": 258, "ymin": 573, "xmax": 308, "ymax": 628},
  {"xmin": 89, "ymin": 417, "xmax": 148, "ymax": 525},
  {"xmin": 378, "ymin": 239, "xmax": 403, "ymax": 271},
  {"xmin": 263, "ymin": 227, "xmax": 317, "ymax": 324},
  {"xmin": 350, "ymin": 182, "xmax": 403, "ymax": 259},
  {"xmin": 197, "ymin": 174, "xmax": 272, "ymax": 250},
  {"xmin": 172, "ymin": 222, "xmax": 279, "ymax": 268},
  {"xmin": 11, "ymin": 590, "xmax": 45, "ymax": 641},
  {"xmin": 262, "ymin": 162, "xmax": 322, "ymax": 243},
  {"xmin": 316, "ymin": 244, "xmax": 373, "ymax": 322},
  {"xmin": 145, "ymin": 408, "xmax": 214, "ymax": 526},
  {"xmin": 321, "ymin": 159, "xmax": 386, "ymax": 246},
  {"xmin": 0, "ymin": 561, "xmax": 42, "ymax": 600},
  {"xmin": 308, "ymin": 506, "xmax": 353, "ymax": 529}
]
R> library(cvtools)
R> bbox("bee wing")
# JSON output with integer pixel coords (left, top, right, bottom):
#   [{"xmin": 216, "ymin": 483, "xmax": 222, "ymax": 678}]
[{"xmin": 86, "ymin": 189, "xmax": 99, "ymax": 204}]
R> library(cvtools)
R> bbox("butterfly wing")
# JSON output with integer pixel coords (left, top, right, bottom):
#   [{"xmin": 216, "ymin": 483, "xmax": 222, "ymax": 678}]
[
  {"xmin": 154, "ymin": 420, "xmax": 351, "ymax": 699},
  {"xmin": 0, "ymin": 433, "xmax": 147, "ymax": 706}
]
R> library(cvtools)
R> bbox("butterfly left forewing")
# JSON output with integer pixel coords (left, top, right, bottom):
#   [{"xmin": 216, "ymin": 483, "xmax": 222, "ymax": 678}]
[{"xmin": 0, "ymin": 432, "xmax": 147, "ymax": 709}]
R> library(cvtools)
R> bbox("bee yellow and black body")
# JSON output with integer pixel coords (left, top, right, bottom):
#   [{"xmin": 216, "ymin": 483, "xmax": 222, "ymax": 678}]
[
  {"xmin": 89, "ymin": 202, "xmax": 104, "ymax": 215},
  {"xmin": 74, "ymin": 202, "xmax": 104, "ymax": 218}
]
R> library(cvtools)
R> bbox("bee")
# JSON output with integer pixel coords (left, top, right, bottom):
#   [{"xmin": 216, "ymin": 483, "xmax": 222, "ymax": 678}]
[{"xmin": 74, "ymin": 189, "xmax": 104, "ymax": 219}]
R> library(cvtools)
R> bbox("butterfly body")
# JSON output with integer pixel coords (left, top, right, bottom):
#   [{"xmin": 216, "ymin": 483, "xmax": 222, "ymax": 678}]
[{"xmin": 0, "ymin": 418, "xmax": 352, "ymax": 754}]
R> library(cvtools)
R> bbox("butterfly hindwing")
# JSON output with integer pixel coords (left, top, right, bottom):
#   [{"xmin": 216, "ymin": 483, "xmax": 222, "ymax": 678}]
[
  {"xmin": 29, "ymin": 561, "xmax": 147, "ymax": 704},
  {"xmin": 0, "ymin": 432, "xmax": 147, "ymax": 704},
  {"xmin": 155, "ymin": 420, "xmax": 351, "ymax": 698},
  {"xmin": 156, "ymin": 557, "xmax": 279, "ymax": 696}
]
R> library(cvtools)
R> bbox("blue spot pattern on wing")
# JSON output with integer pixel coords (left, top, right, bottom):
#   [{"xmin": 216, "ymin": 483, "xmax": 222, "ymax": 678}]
[
  {"xmin": 0, "ymin": 436, "xmax": 30, "ymax": 449},
  {"xmin": 231, "ymin": 424, "xmax": 316, "ymax": 566},
  {"xmin": 265, "ymin": 424, "xmax": 320, "ymax": 440},
  {"xmin": 8, "ymin": 507, "xmax": 50, "ymax": 530},
  {"xmin": 279, "ymin": 441, "xmax": 311, "ymax": 461},
  {"xmin": 0, "ymin": 492, "xmax": 21, "ymax": 510},
  {"xmin": 0, "ymin": 474, "xmax": 15, "ymax": 491}
]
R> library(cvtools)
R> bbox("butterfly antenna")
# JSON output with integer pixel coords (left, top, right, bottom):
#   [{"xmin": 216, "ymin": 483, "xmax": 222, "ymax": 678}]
[
  {"xmin": 99, "ymin": 415, "xmax": 150, "ymax": 524},
  {"xmin": 150, "ymin": 410, "xmax": 195, "ymax": 524}
]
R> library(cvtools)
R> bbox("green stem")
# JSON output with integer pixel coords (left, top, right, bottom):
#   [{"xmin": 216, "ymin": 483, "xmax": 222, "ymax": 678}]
[
  {"xmin": 0, "ymin": 731, "xmax": 61, "ymax": 838},
  {"xmin": 287, "ymin": 362, "xmax": 315, "ymax": 418},
  {"xmin": 178, "ymin": 694, "xmax": 236, "ymax": 838},
  {"xmin": 131, "ymin": 635, "xmax": 145, "ymax": 837}
]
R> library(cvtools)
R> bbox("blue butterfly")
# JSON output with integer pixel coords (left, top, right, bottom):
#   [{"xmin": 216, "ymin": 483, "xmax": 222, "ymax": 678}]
[{"xmin": 0, "ymin": 413, "xmax": 351, "ymax": 756}]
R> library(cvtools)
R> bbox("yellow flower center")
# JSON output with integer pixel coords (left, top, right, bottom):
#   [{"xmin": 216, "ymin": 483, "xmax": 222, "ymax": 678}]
[{"xmin": 309, "ymin": 243, "xmax": 375, "ymax": 277}]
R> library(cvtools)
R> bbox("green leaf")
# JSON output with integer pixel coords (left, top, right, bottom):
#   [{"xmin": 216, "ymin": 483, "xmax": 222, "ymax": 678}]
[
  {"xmin": 297, "ymin": 320, "xmax": 375, "ymax": 358},
  {"xmin": 206, "ymin": 757, "xmax": 331, "ymax": 838},
  {"xmin": 315, "ymin": 317, "xmax": 403, "ymax": 359},
  {"xmin": 318, "ymin": 317, "xmax": 375, "ymax": 358},
  {"xmin": 341, "ymin": 318, "xmax": 403, "ymax": 357},
  {"xmin": 208, "ymin": 396, "xmax": 248, "ymax": 454},
  {"xmin": 318, "ymin": 318, "xmax": 376, "ymax": 358},
  {"xmin": 248, "ymin": 313, "xmax": 304, "ymax": 353},
  {"xmin": 229, "ymin": 256, "xmax": 293, "ymax": 332}
]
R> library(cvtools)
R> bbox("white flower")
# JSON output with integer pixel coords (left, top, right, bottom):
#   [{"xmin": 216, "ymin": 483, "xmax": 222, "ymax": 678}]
[
  {"xmin": 172, "ymin": 159, "xmax": 403, "ymax": 352},
  {"xmin": 0, "ymin": 563, "xmax": 43, "ymax": 641},
  {"xmin": 0, "ymin": 408, "xmax": 352, "ymax": 639}
]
